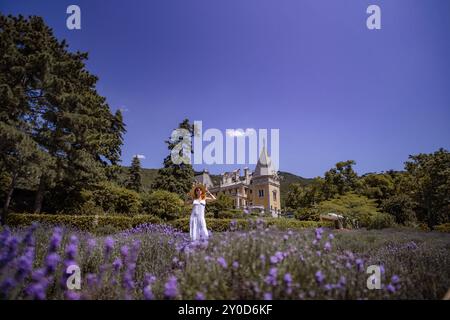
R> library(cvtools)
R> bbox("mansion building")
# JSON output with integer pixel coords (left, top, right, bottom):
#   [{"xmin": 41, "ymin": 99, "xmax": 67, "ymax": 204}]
[{"xmin": 194, "ymin": 144, "xmax": 281, "ymax": 217}]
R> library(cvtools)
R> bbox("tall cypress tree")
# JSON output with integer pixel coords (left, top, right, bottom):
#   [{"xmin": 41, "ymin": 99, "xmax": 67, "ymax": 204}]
[
  {"xmin": 152, "ymin": 119, "xmax": 194, "ymax": 199},
  {"xmin": 127, "ymin": 156, "xmax": 142, "ymax": 193}
]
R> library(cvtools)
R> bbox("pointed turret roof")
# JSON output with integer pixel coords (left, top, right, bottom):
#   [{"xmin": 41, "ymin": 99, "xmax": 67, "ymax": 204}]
[{"xmin": 254, "ymin": 139, "xmax": 275, "ymax": 177}]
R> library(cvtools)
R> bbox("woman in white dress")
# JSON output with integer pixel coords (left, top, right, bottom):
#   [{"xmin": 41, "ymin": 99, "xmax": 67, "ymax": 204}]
[{"xmin": 189, "ymin": 184, "xmax": 216, "ymax": 241}]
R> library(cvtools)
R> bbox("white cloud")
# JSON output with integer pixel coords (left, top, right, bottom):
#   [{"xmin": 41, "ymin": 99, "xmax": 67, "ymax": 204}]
[
  {"xmin": 226, "ymin": 130, "xmax": 245, "ymax": 137},
  {"xmin": 118, "ymin": 106, "xmax": 129, "ymax": 113},
  {"xmin": 134, "ymin": 154, "xmax": 146, "ymax": 160}
]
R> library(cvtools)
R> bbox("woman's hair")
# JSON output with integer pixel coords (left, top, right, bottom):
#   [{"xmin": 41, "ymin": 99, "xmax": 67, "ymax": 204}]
[{"xmin": 194, "ymin": 187, "xmax": 206, "ymax": 200}]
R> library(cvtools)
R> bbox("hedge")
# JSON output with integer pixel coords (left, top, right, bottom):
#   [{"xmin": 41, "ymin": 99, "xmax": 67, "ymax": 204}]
[
  {"xmin": 434, "ymin": 223, "xmax": 450, "ymax": 233},
  {"xmin": 6, "ymin": 213, "xmax": 334, "ymax": 233},
  {"xmin": 170, "ymin": 217, "xmax": 334, "ymax": 232},
  {"xmin": 6, "ymin": 213, "xmax": 162, "ymax": 233}
]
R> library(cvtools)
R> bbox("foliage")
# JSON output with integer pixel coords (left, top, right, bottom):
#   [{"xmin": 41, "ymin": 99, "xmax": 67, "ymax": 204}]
[
  {"xmin": 79, "ymin": 182, "xmax": 142, "ymax": 216},
  {"xmin": 405, "ymin": 148, "xmax": 450, "ymax": 228},
  {"xmin": 316, "ymin": 193, "xmax": 392, "ymax": 228},
  {"xmin": 381, "ymin": 194, "xmax": 416, "ymax": 225},
  {"xmin": 152, "ymin": 119, "xmax": 194, "ymax": 199},
  {"xmin": 169, "ymin": 217, "xmax": 333, "ymax": 232},
  {"xmin": 359, "ymin": 173, "xmax": 395, "ymax": 204},
  {"xmin": 206, "ymin": 194, "xmax": 234, "ymax": 217},
  {"xmin": 434, "ymin": 223, "xmax": 450, "ymax": 233},
  {"xmin": 322, "ymin": 160, "xmax": 361, "ymax": 199},
  {"xmin": 294, "ymin": 207, "xmax": 319, "ymax": 221},
  {"xmin": 127, "ymin": 156, "xmax": 142, "ymax": 193},
  {"xmin": 141, "ymin": 190, "xmax": 184, "ymax": 220},
  {"xmin": 0, "ymin": 14, "xmax": 125, "ymax": 217},
  {"xmin": 6, "ymin": 213, "xmax": 161, "ymax": 233}
]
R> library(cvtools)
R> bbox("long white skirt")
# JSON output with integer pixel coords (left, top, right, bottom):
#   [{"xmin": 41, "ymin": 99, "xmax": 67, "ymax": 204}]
[{"xmin": 190, "ymin": 202, "xmax": 209, "ymax": 241}]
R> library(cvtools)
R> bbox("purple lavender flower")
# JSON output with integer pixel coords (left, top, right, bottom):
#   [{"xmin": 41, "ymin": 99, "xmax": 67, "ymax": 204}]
[
  {"xmin": 45, "ymin": 253, "xmax": 60, "ymax": 275},
  {"xmin": 65, "ymin": 291, "xmax": 81, "ymax": 300},
  {"xmin": 338, "ymin": 276, "xmax": 346, "ymax": 287},
  {"xmin": 0, "ymin": 278, "xmax": 15, "ymax": 297},
  {"xmin": 324, "ymin": 241, "xmax": 331, "ymax": 252},
  {"xmin": 264, "ymin": 267, "xmax": 278, "ymax": 286},
  {"xmin": 25, "ymin": 282, "xmax": 46, "ymax": 300},
  {"xmin": 391, "ymin": 275, "xmax": 400, "ymax": 285},
  {"xmin": 143, "ymin": 285, "xmax": 154, "ymax": 300},
  {"xmin": 386, "ymin": 284, "xmax": 396, "ymax": 293},
  {"xmin": 49, "ymin": 227, "xmax": 63, "ymax": 253},
  {"xmin": 144, "ymin": 274, "xmax": 156, "ymax": 286},
  {"xmin": 380, "ymin": 265, "xmax": 385, "ymax": 275},
  {"xmin": 65, "ymin": 243, "xmax": 77, "ymax": 261},
  {"xmin": 315, "ymin": 227, "xmax": 324, "ymax": 240},
  {"xmin": 284, "ymin": 273, "xmax": 292, "ymax": 284},
  {"xmin": 23, "ymin": 223, "xmax": 38, "ymax": 247},
  {"xmin": 263, "ymin": 292, "xmax": 273, "ymax": 300},
  {"xmin": 260, "ymin": 254, "xmax": 266, "ymax": 264},
  {"xmin": 195, "ymin": 292, "xmax": 205, "ymax": 300},
  {"xmin": 122, "ymin": 271, "xmax": 135, "ymax": 291},
  {"xmin": 328, "ymin": 233, "xmax": 335, "ymax": 240},
  {"xmin": 217, "ymin": 257, "xmax": 227, "ymax": 269},
  {"xmin": 355, "ymin": 259, "xmax": 364, "ymax": 272},
  {"xmin": 164, "ymin": 275, "xmax": 178, "ymax": 299},
  {"xmin": 112, "ymin": 258, "xmax": 122, "ymax": 272},
  {"xmin": 86, "ymin": 273, "xmax": 98, "ymax": 288},
  {"xmin": 120, "ymin": 245, "xmax": 129, "ymax": 260},
  {"xmin": 232, "ymin": 261, "xmax": 239, "ymax": 269},
  {"xmin": 15, "ymin": 248, "xmax": 34, "ymax": 282},
  {"xmin": 315, "ymin": 271, "xmax": 325, "ymax": 284},
  {"xmin": 104, "ymin": 236, "xmax": 115, "ymax": 259},
  {"xmin": 0, "ymin": 236, "xmax": 19, "ymax": 269},
  {"xmin": 270, "ymin": 255, "xmax": 278, "ymax": 264}
]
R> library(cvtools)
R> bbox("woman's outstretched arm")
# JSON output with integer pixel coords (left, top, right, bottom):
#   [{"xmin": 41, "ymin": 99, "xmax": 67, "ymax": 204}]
[{"xmin": 205, "ymin": 189, "xmax": 216, "ymax": 202}]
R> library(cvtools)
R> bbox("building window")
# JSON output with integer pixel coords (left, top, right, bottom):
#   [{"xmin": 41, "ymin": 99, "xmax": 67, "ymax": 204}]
[
  {"xmin": 258, "ymin": 189, "xmax": 264, "ymax": 197},
  {"xmin": 272, "ymin": 190, "xmax": 277, "ymax": 201}
]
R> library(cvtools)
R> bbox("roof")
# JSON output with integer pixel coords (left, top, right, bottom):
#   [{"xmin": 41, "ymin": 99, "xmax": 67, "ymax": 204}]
[{"xmin": 254, "ymin": 141, "xmax": 275, "ymax": 177}]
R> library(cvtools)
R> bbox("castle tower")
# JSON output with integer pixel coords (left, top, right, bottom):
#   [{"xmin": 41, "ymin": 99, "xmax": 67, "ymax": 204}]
[{"xmin": 250, "ymin": 141, "xmax": 281, "ymax": 217}]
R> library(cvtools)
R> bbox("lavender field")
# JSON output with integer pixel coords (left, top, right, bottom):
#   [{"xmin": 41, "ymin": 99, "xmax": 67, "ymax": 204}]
[{"xmin": 1, "ymin": 221, "xmax": 449, "ymax": 300}]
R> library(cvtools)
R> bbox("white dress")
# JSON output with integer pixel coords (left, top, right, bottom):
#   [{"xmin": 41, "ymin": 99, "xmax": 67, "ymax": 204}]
[{"xmin": 190, "ymin": 199, "xmax": 209, "ymax": 241}]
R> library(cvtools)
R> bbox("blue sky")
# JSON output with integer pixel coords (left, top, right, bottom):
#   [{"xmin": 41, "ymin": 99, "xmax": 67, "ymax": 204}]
[{"xmin": 2, "ymin": 0, "xmax": 449, "ymax": 177}]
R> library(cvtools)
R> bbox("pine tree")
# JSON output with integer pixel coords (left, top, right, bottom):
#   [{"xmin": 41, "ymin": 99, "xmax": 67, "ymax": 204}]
[
  {"xmin": 127, "ymin": 156, "xmax": 142, "ymax": 193},
  {"xmin": 152, "ymin": 119, "xmax": 194, "ymax": 199},
  {"xmin": 0, "ymin": 14, "xmax": 126, "ymax": 214}
]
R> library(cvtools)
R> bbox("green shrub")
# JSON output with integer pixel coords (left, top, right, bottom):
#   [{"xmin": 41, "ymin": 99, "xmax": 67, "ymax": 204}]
[
  {"xmin": 381, "ymin": 194, "xmax": 416, "ymax": 225},
  {"xmin": 367, "ymin": 213, "xmax": 395, "ymax": 230},
  {"xmin": 6, "ymin": 213, "xmax": 161, "ymax": 233},
  {"xmin": 207, "ymin": 194, "xmax": 234, "ymax": 216},
  {"xmin": 434, "ymin": 223, "xmax": 450, "ymax": 233},
  {"xmin": 294, "ymin": 207, "xmax": 319, "ymax": 221},
  {"xmin": 169, "ymin": 217, "xmax": 334, "ymax": 232},
  {"xmin": 317, "ymin": 193, "xmax": 388, "ymax": 228},
  {"xmin": 141, "ymin": 190, "xmax": 184, "ymax": 220},
  {"xmin": 80, "ymin": 182, "xmax": 142, "ymax": 216},
  {"xmin": 217, "ymin": 209, "xmax": 245, "ymax": 219}
]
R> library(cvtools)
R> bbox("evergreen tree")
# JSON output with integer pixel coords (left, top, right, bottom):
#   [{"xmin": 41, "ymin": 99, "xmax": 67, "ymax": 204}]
[
  {"xmin": 152, "ymin": 119, "xmax": 194, "ymax": 199},
  {"xmin": 0, "ymin": 14, "xmax": 125, "ymax": 214},
  {"xmin": 127, "ymin": 156, "xmax": 142, "ymax": 193},
  {"xmin": 405, "ymin": 148, "xmax": 450, "ymax": 228}
]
